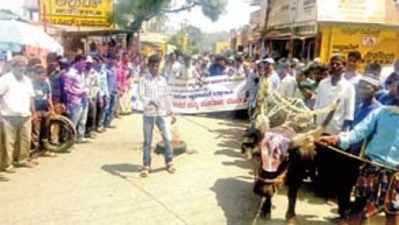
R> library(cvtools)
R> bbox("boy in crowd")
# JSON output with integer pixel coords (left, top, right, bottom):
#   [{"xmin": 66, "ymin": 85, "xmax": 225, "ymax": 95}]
[{"xmin": 31, "ymin": 65, "xmax": 56, "ymax": 157}]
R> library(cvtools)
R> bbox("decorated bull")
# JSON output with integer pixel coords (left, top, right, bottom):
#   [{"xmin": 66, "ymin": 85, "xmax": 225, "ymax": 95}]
[{"xmin": 241, "ymin": 95, "xmax": 339, "ymax": 224}]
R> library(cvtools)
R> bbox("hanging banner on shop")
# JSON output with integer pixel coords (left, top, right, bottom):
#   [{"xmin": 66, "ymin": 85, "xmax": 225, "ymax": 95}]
[
  {"xmin": 39, "ymin": 0, "xmax": 114, "ymax": 27},
  {"xmin": 132, "ymin": 75, "xmax": 249, "ymax": 114},
  {"xmin": 317, "ymin": 0, "xmax": 398, "ymax": 25}
]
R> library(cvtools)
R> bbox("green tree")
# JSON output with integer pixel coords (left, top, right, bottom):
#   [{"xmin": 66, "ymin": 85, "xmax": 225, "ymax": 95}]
[
  {"xmin": 169, "ymin": 25, "xmax": 203, "ymax": 55},
  {"xmin": 115, "ymin": 0, "xmax": 227, "ymax": 33}
]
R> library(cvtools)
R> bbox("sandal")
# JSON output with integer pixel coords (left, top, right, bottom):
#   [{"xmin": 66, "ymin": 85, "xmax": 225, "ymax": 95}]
[
  {"xmin": 166, "ymin": 165, "xmax": 176, "ymax": 174},
  {"xmin": 140, "ymin": 167, "xmax": 150, "ymax": 178}
]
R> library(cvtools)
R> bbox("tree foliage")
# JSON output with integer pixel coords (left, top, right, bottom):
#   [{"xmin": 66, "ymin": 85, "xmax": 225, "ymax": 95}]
[
  {"xmin": 169, "ymin": 25, "xmax": 203, "ymax": 55},
  {"xmin": 115, "ymin": 0, "xmax": 227, "ymax": 33}
]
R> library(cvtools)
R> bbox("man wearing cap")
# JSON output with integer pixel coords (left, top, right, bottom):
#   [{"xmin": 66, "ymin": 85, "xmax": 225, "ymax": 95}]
[
  {"xmin": 84, "ymin": 56, "xmax": 100, "ymax": 139},
  {"xmin": 378, "ymin": 67, "xmax": 399, "ymax": 106},
  {"xmin": 333, "ymin": 68, "xmax": 382, "ymax": 224},
  {"xmin": 0, "ymin": 56, "xmax": 37, "ymax": 172},
  {"xmin": 315, "ymin": 55, "xmax": 355, "ymax": 134},
  {"xmin": 264, "ymin": 57, "xmax": 280, "ymax": 91},
  {"xmin": 319, "ymin": 74, "xmax": 399, "ymax": 225},
  {"xmin": 139, "ymin": 54, "xmax": 176, "ymax": 177},
  {"xmin": 252, "ymin": 58, "xmax": 280, "ymax": 119}
]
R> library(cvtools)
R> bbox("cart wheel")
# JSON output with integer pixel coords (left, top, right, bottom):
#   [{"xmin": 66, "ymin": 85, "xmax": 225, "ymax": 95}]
[{"xmin": 155, "ymin": 141, "xmax": 187, "ymax": 156}]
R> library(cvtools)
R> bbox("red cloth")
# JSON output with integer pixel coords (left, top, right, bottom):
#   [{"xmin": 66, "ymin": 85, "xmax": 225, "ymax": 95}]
[
  {"xmin": 116, "ymin": 62, "xmax": 129, "ymax": 93},
  {"xmin": 258, "ymin": 132, "xmax": 291, "ymax": 173}
]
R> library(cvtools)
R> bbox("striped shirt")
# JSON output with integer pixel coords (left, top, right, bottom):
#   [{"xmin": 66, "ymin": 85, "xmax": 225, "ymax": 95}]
[{"xmin": 139, "ymin": 73, "xmax": 173, "ymax": 117}]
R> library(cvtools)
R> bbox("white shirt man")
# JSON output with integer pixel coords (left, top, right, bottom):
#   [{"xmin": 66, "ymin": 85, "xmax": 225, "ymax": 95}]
[
  {"xmin": 0, "ymin": 72, "xmax": 34, "ymax": 117},
  {"xmin": 139, "ymin": 73, "xmax": 173, "ymax": 117},
  {"xmin": 139, "ymin": 55, "xmax": 175, "ymax": 177},
  {"xmin": 269, "ymin": 71, "xmax": 281, "ymax": 92},
  {"xmin": 314, "ymin": 76, "xmax": 355, "ymax": 134},
  {"xmin": 278, "ymin": 75, "xmax": 300, "ymax": 99},
  {"xmin": 344, "ymin": 71, "xmax": 361, "ymax": 86},
  {"xmin": 165, "ymin": 61, "xmax": 184, "ymax": 83},
  {"xmin": 0, "ymin": 67, "xmax": 36, "ymax": 171},
  {"xmin": 263, "ymin": 58, "xmax": 280, "ymax": 93}
]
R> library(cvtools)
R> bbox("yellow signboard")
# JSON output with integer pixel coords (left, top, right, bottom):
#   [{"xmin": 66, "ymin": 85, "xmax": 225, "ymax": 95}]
[
  {"xmin": 40, "ymin": 0, "xmax": 113, "ymax": 27},
  {"xmin": 320, "ymin": 24, "xmax": 399, "ymax": 65},
  {"xmin": 215, "ymin": 41, "xmax": 230, "ymax": 54}
]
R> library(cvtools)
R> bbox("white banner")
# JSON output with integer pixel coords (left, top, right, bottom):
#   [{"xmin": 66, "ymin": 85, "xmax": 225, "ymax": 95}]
[{"xmin": 131, "ymin": 75, "xmax": 249, "ymax": 114}]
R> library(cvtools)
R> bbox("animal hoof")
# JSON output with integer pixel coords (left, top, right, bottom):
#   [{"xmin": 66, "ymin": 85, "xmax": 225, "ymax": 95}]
[
  {"xmin": 286, "ymin": 217, "xmax": 299, "ymax": 225},
  {"xmin": 260, "ymin": 212, "xmax": 271, "ymax": 220}
]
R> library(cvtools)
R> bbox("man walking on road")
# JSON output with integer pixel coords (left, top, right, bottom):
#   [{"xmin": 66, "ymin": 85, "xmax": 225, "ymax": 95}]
[{"xmin": 139, "ymin": 54, "xmax": 176, "ymax": 177}]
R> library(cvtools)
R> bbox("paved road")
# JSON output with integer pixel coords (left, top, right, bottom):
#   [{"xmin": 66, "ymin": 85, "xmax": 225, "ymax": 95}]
[{"xmin": 0, "ymin": 114, "xmax": 384, "ymax": 225}]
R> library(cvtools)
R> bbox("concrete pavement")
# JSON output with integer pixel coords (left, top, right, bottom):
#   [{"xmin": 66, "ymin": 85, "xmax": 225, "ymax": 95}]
[{"xmin": 0, "ymin": 114, "xmax": 385, "ymax": 225}]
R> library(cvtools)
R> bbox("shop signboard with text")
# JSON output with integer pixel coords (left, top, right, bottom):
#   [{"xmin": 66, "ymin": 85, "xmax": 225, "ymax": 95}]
[
  {"xmin": 39, "ymin": 0, "xmax": 113, "ymax": 27},
  {"xmin": 319, "ymin": 24, "xmax": 399, "ymax": 65}
]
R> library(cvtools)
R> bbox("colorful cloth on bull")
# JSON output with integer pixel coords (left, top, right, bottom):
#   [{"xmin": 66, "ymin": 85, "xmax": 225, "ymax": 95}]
[
  {"xmin": 259, "ymin": 132, "xmax": 291, "ymax": 173},
  {"xmin": 354, "ymin": 164, "xmax": 399, "ymax": 218}
]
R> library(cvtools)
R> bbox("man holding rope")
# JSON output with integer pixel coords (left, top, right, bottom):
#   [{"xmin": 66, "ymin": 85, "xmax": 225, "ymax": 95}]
[{"xmin": 320, "ymin": 74, "xmax": 399, "ymax": 225}]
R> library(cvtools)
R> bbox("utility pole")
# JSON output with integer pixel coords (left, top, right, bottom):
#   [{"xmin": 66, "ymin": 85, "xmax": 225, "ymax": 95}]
[{"xmin": 37, "ymin": 0, "xmax": 48, "ymax": 33}]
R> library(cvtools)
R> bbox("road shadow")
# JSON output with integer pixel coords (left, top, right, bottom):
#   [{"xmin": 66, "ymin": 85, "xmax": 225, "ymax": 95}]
[
  {"xmin": 213, "ymin": 119, "xmax": 253, "ymax": 171},
  {"xmin": 257, "ymin": 216, "xmax": 333, "ymax": 225},
  {"xmin": 101, "ymin": 163, "xmax": 164, "ymax": 179},
  {"xmin": 210, "ymin": 177, "xmax": 259, "ymax": 225},
  {"xmin": 0, "ymin": 175, "xmax": 9, "ymax": 182},
  {"xmin": 191, "ymin": 110, "xmax": 249, "ymax": 121}
]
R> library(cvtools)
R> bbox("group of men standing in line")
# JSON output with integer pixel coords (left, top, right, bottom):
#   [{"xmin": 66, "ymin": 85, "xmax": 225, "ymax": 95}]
[{"xmin": 0, "ymin": 48, "xmax": 141, "ymax": 180}]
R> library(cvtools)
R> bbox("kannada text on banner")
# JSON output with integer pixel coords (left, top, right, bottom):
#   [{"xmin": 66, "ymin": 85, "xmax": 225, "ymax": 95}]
[
  {"xmin": 132, "ymin": 75, "xmax": 249, "ymax": 114},
  {"xmin": 40, "ymin": 0, "xmax": 113, "ymax": 27}
]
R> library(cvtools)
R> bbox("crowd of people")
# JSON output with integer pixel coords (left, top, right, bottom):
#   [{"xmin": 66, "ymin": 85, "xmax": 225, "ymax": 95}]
[
  {"xmin": 0, "ymin": 42, "xmax": 141, "ymax": 180},
  {"xmin": 1, "ymin": 41, "xmax": 399, "ymax": 224}
]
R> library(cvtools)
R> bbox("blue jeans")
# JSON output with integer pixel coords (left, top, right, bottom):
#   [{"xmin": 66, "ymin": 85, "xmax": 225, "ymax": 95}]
[
  {"xmin": 68, "ymin": 101, "xmax": 88, "ymax": 140},
  {"xmin": 78, "ymin": 100, "xmax": 89, "ymax": 139},
  {"xmin": 143, "ymin": 116, "xmax": 173, "ymax": 167},
  {"xmin": 104, "ymin": 93, "xmax": 117, "ymax": 127},
  {"xmin": 98, "ymin": 95, "xmax": 110, "ymax": 128},
  {"xmin": 68, "ymin": 103, "xmax": 83, "ymax": 128}
]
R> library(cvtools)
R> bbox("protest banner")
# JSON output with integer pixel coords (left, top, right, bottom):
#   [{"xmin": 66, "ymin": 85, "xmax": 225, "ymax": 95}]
[{"xmin": 132, "ymin": 75, "xmax": 249, "ymax": 114}]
